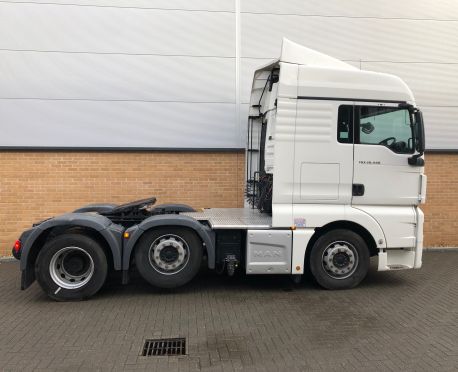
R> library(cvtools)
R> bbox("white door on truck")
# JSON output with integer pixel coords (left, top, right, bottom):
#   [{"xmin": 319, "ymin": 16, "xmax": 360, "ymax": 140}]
[{"xmin": 348, "ymin": 103, "xmax": 423, "ymax": 206}]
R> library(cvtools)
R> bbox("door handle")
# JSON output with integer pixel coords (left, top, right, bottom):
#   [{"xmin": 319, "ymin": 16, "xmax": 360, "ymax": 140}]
[{"xmin": 352, "ymin": 184, "xmax": 365, "ymax": 196}]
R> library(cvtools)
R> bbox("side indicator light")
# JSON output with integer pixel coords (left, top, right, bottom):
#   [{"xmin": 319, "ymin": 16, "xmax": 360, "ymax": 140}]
[{"xmin": 123, "ymin": 232, "xmax": 130, "ymax": 239}]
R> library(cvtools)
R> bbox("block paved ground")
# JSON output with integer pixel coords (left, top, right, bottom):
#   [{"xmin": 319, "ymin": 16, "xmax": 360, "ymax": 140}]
[{"xmin": 0, "ymin": 251, "xmax": 457, "ymax": 372}]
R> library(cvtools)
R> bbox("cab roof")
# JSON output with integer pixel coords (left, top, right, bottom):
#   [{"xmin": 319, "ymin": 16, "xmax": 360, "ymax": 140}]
[{"xmin": 253, "ymin": 38, "xmax": 415, "ymax": 105}]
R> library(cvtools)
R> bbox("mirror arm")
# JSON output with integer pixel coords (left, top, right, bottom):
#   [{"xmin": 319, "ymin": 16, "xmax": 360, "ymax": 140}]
[{"xmin": 408, "ymin": 153, "xmax": 424, "ymax": 166}]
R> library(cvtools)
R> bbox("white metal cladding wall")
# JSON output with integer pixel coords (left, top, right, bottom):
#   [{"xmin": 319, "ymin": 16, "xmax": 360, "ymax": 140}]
[
  {"xmin": 0, "ymin": 0, "xmax": 239, "ymax": 148},
  {"xmin": 1, "ymin": 0, "xmax": 457, "ymax": 150}
]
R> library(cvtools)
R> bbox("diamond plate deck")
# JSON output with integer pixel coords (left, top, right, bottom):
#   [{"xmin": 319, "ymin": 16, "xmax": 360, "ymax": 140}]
[{"xmin": 183, "ymin": 208, "xmax": 272, "ymax": 229}]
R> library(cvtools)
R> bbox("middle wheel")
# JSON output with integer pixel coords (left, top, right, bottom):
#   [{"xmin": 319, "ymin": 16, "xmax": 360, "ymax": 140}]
[{"xmin": 134, "ymin": 227, "xmax": 203, "ymax": 289}]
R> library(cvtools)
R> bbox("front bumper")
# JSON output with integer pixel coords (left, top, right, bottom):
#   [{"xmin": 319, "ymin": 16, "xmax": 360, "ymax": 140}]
[
  {"xmin": 378, "ymin": 207, "xmax": 424, "ymax": 271},
  {"xmin": 378, "ymin": 248, "xmax": 416, "ymax": 271}
]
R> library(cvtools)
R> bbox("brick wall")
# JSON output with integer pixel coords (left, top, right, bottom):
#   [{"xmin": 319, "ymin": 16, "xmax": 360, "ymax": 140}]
[
  {"xmin": 0, "ymin": 151, "xmax": 456, "ymax": 257},
  {"xmin": 0, "ymin": 151, "xmax": 245, "ymax": 257},
  {"xmin": 423, "ymin": 152, "xmax": 458, "ymax": 247}
]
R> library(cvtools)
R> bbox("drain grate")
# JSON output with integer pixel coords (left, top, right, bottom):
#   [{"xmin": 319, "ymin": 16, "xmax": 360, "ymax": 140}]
[{"xmin": 141, "ymin": 338, "xmax": 186, "ymax": 356}]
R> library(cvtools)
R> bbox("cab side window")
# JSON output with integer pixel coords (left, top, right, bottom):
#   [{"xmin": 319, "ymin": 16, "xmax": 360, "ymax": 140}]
[
  {"xmin": 337, "ymin": 105, "xmax": 353, "ymax": 144},
  {"xmin": 356, "ymin": 106, "xmax": 414, "ymax": 154}
]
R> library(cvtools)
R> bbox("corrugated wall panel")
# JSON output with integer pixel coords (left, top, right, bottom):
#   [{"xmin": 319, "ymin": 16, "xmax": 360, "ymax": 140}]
[
  {"xmin": 5, "ymin": 0, "xmax": 235, "ymax": 11},
  {"xmin": 0, "ymin": 3, "xmax": 235, "ymax": 56},
  {"xmin": 0, "ymin": 2, "xmax": 237, "ymax": 148},
  {"xmin": 241, "ymin": 0, "xmax": 458, "ymax": 20},
  {"xmin": 0, "ymin": 100, "xmax": 238, "ymax": 148},
  {"xmin": 241, "ymin": 14, "xmax": 458, "ymax": 63},
  {"xmin": 0, "ymin": 52, "xmax": 235, "ymax": 103},
  {"xmin": 421, "ymin": 107, "xmax": 458, "ymax": 150}
]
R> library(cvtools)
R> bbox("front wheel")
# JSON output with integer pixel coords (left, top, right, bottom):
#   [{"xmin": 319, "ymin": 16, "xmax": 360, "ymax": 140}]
[
  {"xmin": 35, "ymin": 234, "xmax": 108, "ymax": 301},
  {"xmin": 134, "ymin": 227, "xmax": 203, "ymax": 289},
  {"xmin": 309, "ymin": 229, "xmax": 370, "ymax": 290}
]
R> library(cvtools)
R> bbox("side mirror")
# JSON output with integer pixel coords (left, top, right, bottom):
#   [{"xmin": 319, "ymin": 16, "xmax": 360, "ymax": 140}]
[
  {"xmin": 408, "ymin": 110, "xmax": 425, "ymax": 166},
  {"xmin": 414, "ymin": 111, "xmax": 425, "ymax": 153}
]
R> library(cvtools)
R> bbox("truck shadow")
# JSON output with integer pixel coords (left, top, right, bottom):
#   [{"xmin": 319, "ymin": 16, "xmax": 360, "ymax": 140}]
[{"xmin": 97, "ymin": 260, "xmax": 409, "ymax": 300}]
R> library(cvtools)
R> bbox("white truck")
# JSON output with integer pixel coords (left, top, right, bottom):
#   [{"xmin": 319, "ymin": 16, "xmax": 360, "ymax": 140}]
[{"xmin": 12, "ymin": 39, "xmax": 426, "ymax": 301}]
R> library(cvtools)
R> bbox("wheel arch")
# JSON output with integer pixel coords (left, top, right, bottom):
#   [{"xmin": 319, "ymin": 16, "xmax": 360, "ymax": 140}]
[
  {"xmin": 20, "ymin": 214, "xmax": 123, "ymax": 289},
  {"xmin": 123, "ymin": 214, "xmax": 215, "ymax": 271},
  {"xmin": 304, "ymin": 220, "xmax": 378, "ymax": 270}
]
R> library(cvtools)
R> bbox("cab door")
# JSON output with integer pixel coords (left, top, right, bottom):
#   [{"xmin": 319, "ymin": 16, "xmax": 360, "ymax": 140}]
[{"xmin": 352, "ymin": 103, "xmax": 422, "ymax": 206}]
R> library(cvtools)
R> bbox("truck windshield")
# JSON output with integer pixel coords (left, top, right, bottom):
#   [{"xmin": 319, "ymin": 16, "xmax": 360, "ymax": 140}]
[{"xmin": 357, "ymin": 106, "xmax": 414, "ymax": 154}]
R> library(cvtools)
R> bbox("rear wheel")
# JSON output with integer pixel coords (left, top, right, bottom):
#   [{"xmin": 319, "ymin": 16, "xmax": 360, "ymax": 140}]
[
  {"xmin": 309, "ymin": 229, "xmax": 370, "ymax": 290},
  {"xmin": 134, "ymin": 227, "xmax": 202, "ymax": 289},
  {"xmin": 35, "ymin": 234, "xmax": 108, "ymax": 301}
]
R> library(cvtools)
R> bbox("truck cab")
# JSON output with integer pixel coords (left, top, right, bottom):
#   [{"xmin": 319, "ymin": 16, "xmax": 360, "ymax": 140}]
[
  {"xmin": 13, "ymin": 39, "xmax": 426, "ymax": 300},
  {"xmin": 247, "ymin": 39, "xmax": 426, "ymax": 281}
]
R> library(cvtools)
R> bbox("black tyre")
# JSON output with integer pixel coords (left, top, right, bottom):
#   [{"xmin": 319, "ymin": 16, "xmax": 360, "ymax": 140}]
[
  {"xmin": 134, "ymin": 227, "xmax": 203, "ymax": 289},
  {"xmin": 309, "ymin": 229, "xmax": 370, "ymax": 290},
  {"xmin": 35, "ymin": 234, "xmax": 108, "ymax": 301}
]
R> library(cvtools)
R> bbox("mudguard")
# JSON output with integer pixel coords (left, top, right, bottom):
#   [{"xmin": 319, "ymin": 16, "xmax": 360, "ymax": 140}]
[
  {"xmin": 122, "ymin": 214, "xmax": 215, "ymax": 271},
  {"xmin": 73, "ymin": 203, "xmax": 118, "ymax": 214},
  {"xmin": 19, "ymin": 213, "xmax": 124, "ymax": 289}
]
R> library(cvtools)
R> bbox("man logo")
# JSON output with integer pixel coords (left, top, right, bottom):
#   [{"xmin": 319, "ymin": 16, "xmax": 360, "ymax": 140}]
[{"xmin": 253, "ymin": 250, "xmax": 281, "ymax": 258}]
